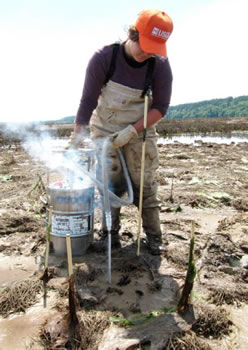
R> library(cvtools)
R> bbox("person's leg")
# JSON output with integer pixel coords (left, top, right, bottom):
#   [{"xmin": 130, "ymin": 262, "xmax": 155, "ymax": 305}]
[
  {"xmin": 100, "ymin": 206, "xmax": 121, "ymax": 248},
  {"xmin": 141, "ymin": 207, "xmax": 163, "ymax": 255},
  {"xmin": 94, "ymin": 139, "xmax": 125, "ymax": 247},
  {"xmin": 124, "ymin": 138, "xmax": 163, "ymax": 254}
]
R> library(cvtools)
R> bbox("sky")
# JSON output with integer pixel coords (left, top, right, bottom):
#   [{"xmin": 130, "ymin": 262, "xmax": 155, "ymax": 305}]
[{"xmin": 0, "ymin": 0, "xmax": 247, "ymax": 123}]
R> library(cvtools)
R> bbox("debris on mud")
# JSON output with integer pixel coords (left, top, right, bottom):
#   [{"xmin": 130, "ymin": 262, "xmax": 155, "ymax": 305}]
[
  {"xmin": 208, "ymin": 284, "xmax": 248, "ymax": 306},
  {"xmin": 40, "ymin": 310, "xmax": 112, "ymax": 350},
  {"xmin": 0, "ymin": 278, "xmax": 43, "ymax": 317},
  {"xmin": 166, "ymin": 331, "xmax": 212, "ymax": 350},
  {"xmin": 1, "ymin": 136, "xmax": 248, "ymax": 349},
  {"xmin": 192, "ymin": 305, "xmax": 233, "ymax": 339},
  {"xmin": 0, "ymin": 213, "xmax": 42, "ymax": 235}
]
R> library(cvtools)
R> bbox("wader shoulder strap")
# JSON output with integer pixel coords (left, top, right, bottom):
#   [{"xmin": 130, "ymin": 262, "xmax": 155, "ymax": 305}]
[
  {"xmin": 103, "ymin": 43, "xmax": 120, "ymax": 86},
  {"xmin": 141, "ymin": 56, "xmax": 155, "ymax": 98},
  {"xmin": 103, "ymin": 43, "xmax": 155, "ymax": 98}
]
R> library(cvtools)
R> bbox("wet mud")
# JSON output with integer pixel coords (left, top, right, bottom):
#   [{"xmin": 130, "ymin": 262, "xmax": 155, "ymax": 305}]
[{"xmin": 0, "ymin": 140, "xmax": 248, "ymax": 349}]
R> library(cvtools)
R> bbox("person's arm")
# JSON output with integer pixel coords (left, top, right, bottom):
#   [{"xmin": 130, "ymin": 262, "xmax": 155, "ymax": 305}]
[
  {"xmin": 133, "ymin": 108, "xmax": 162, "ymax": 133},
  {"xmin": 67, "ymin": 46, "xmax": 112, "ymax": 147},
  {"xmin": 74, "ymin": 123, "xmax": 88, "ymax": 133},
  {"xmin": 75, "ymin": 46, "xmax": 111, "ymax": 127}
]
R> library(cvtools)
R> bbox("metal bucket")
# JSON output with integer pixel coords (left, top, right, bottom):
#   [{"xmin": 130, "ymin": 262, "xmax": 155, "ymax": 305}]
[{"xmin": 47, "ymin": 181, "xmax": 94, "ymax": 256}]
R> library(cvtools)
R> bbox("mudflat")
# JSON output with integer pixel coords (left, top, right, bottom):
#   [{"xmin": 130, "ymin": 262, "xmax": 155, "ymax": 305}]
[{"xmin": 0, "ymin": 138, "xmax": 248, "ymax": 350}]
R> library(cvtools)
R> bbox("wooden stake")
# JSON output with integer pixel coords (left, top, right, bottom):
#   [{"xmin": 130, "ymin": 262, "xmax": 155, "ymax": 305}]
[
  {"xmin": 66, "ymin": 234, "xmax": 73, "ymax": 278},
  {"xmin": 137, "ymin": 94, "xmax": 149, "ymax": 256},
  {"xmin": 44, "ymin": 207, "xmax": 52, "ymax": 269},
  {"xmin": 65, "ymin": 234, "xmax": 81, "ymax": 345},
  {"xmin": 40, "ymin": 206, "xmax": 53, "ymax": 308}
]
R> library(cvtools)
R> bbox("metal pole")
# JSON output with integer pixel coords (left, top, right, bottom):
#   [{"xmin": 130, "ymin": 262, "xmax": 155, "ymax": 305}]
[
  {"xmin": 101, "ymin": 139, "xmax": 112, "ymax": 284},
  {"xmin": 108, "ymin": 233, "xmax": 112, "ymax": 283}
]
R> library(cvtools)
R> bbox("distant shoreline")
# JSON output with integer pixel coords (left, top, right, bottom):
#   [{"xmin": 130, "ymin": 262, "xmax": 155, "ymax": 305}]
[{"xmin": 1, "ymin": 117, "xmax": 248, "ymax": 145}]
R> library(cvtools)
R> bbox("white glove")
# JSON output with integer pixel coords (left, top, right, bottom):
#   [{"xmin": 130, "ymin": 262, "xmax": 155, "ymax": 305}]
[
  {"xmin": 65, "ymin": 132, "xmax": 82, "ymax": 149},
  {"xmin": 112, "ymin": 125, "xmax": 138, "ymax": 148}
]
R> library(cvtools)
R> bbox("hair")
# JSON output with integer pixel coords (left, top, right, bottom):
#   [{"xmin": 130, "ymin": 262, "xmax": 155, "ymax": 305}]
[{"xmin": 127, "ymin": 25, "xmax": 139, "ymax": 42}]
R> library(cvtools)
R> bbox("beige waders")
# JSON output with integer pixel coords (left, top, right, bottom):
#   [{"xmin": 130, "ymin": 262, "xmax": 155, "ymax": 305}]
[{"xmin": 90, "ymin": 81, "xmax": 162, "ymax": 238}]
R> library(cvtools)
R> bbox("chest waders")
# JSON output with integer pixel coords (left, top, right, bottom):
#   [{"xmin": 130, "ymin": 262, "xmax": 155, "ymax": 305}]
[{"xmin": 90, "ymin": 44, "xmax": 162, "ymax": 280}]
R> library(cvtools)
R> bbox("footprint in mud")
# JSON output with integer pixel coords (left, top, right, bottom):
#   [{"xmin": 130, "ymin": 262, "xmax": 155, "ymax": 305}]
[
  {"xmin": 117, "ymin": 274, "xmax": 131, "ymax": 286},
  {"xmin": 106, "ymin": 287, "xmax": 123, "ymax": 295}
]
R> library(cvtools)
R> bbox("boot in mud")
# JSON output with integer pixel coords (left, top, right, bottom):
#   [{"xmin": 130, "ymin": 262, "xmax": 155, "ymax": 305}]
[
  {"xmin": 99, "ymin": 207, "xmax": 121, "ymax": 249},
  {"xmin": 144, "ymin": 233, "xmax": 163, "ymax": 255},
  {"xmin": 98, "ymin": 229, "xmax": 121, "ymax": 249},
  {"xmin": 91, "ymin": 229, "xmax": 121, "ymax": 252},
  {"xmin": 142, "ymin": 207, "xmax": 164, "ymax": 255}
]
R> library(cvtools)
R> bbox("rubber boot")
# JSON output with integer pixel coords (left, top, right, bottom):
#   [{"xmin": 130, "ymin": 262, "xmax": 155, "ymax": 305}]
[
  {"xmin": 145, "ymin": 234, "xmax": 163, "ymax": 255},
  {"xmin": 100, "ymin": 207, "xmax": 121, "ymax": 249},
  {"xmin": 98, "ymin": 229, "xmax": 121, "ymax": 249},
  {"xmin": 142, "ymin": 207, "xmax": 164, "ymax": 255}
]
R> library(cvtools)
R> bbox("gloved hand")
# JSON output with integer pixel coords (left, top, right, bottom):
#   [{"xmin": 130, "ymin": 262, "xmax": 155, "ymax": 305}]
[
  {"xmin": 112, "ymin": 125, "xmax": 138, "ymax": 148},
  {"xmin": 65, "ymin": 132, "xmax": 82, "ymax": 149}
]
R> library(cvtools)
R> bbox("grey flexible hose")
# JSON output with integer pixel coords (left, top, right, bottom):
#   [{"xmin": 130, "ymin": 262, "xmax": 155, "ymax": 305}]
[
  {"xmin": 79, "ymin": 139, "xmax": 134, "ymax": 208},
  {"xmin": 64, "ymin": 139, "xmax": 132, "ymax": 285}
]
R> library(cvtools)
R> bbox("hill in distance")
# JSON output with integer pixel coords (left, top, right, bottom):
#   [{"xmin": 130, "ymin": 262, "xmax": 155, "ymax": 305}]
[{"xmin": 50, "ymin": 95, "xmax": 248, "ymax": 124}]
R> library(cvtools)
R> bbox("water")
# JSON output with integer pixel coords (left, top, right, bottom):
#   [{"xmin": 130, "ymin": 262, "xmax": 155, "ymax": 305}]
[{"xmin": 158, "ymin": 131, "xmax": 248, "ymax": 145}]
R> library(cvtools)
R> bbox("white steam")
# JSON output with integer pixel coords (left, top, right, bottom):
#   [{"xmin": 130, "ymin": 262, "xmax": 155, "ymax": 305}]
[{"xmin": 2, "ymin": 122, "xmax": 93, "ymax": 189}]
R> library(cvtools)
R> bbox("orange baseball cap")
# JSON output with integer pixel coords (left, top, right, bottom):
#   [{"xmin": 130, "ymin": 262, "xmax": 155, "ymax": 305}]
[{"xmin": 135, "ymin": 9, "xmax": 173, "ymax": 57}]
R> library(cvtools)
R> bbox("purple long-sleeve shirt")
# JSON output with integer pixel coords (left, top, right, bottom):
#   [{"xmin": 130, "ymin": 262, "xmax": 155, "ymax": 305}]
[{"xmin": 75, "ymin": 43, "xmax": 173, "ymax": 125}]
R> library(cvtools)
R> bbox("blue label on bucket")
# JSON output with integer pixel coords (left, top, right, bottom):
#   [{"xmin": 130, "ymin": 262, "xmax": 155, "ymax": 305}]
[
  {"xmin": 56, "ymin": 196, "xmax": 90, "ymax": 203},
  {"xmin": 55, "ymin": 194, "xmax": 92, "ymax": 203},
  {"xmin": 52, "ymin": 215, "xmax": 89, "ymax": 237}
]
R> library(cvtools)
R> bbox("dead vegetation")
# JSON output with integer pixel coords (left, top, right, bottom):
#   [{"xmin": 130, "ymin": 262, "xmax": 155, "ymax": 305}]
[
  {"xmin": 0, "ymin": 278, "xmax": 43, "ymax": 317},
  {"xmin": 166, "ymin": 331, "xmax": 212, "ymax": 350},
  {"xmin": 1, "ymin": 123, "xmax": 248, "ymax": 349},
  {"xmin": 208, "ymin": 285, "xmax": 248, "ymax": 306},
  {"xmin": 40, "ymin": 309, "xmax": 112, "ymax": 350},
  {"xmin": 157, "ymin": 117, "xmax": 248, "ymax": 136},
  {"xmin": 78, "ymin": 311, "xmax": 112, "ymax": 350},
  {"xmin": 192, "ymin": 305, "xmax": 233, "ymax": 339},
  {"xmin": 0, "ymin": 213, "xmax": 41, "ymax": 235}
]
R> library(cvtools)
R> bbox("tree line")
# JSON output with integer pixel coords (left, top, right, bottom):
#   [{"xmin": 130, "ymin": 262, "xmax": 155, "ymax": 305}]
[
  {"xmin": 45, "ymin": 95, "xmax": 248, "ymax": 124},
  {"xmin": 165, "ymin": 96, "xmax": 248, "ymax": 120}
]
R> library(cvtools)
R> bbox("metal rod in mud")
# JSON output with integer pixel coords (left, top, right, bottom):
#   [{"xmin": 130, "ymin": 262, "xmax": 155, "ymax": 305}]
[
  {"xmin": 101, "ymin": 138, "xmax": 113, "ymax": 284},
  {"xmin": 108, "ymin": 232, "xmax": 112, "ymax": 284},
  {"xmin": 105, "ymin": 211, "xmax": 112, "ymax": 284},
  {"xmin": 137, "ymin": 93, "xmax": 149, "ymax": 256}
]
